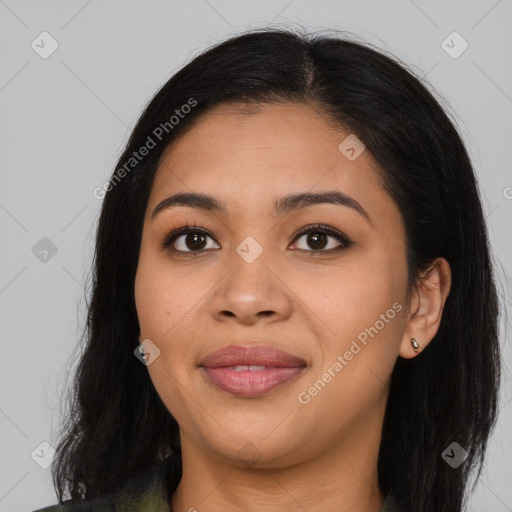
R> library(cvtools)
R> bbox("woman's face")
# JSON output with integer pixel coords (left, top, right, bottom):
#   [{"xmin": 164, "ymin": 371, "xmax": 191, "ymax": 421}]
[{"xmin": 135, "ymin": 101, "xmax": 411, "ymax": 468}]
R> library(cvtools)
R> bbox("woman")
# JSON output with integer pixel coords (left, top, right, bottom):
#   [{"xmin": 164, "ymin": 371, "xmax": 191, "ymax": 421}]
[{"xmin": 34, "ymin": 28, "xmax": 501, "ymax": 512}]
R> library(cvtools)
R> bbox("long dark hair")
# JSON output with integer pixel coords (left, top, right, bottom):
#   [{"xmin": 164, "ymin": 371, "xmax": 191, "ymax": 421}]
[{"xmin": 51, "ymin": 28, "xmax": 501, "ymax": 512}]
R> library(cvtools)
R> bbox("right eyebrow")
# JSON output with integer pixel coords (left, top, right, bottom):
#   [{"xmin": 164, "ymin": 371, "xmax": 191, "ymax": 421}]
[{"xmin": 151, "ymin": 192, "xmax": 226, "ymax": 221}]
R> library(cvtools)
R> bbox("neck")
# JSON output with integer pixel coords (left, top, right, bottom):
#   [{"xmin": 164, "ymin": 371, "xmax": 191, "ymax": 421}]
[{"xmin": 170, "ymin": 413, "xmax": 385, "ymax": 512}]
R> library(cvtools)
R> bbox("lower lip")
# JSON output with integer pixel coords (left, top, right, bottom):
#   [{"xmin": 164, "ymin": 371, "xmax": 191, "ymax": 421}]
[{"xmin": 201, "ymin": 367, "xmax": 305, "ymax": 397}]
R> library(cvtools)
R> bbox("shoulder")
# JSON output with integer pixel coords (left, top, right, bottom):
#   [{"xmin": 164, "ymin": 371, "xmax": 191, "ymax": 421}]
[
  {"xmin": 31, "ymin": 453, "xmax": 182, "ymax": 512},
  {"xmin": 31, "ymin": 488, "xmax": 131, "ymax": 512},
  {"xmin": 30, "ymin": 499, "xmax": 113, "ymax": 512},
  {"xmin": 380, "ymin": 492, "xmax": 398, "ymax": 512},
  {"xmin": 30, "ymin": 502, "xmax": 111, "ymax": 512}
]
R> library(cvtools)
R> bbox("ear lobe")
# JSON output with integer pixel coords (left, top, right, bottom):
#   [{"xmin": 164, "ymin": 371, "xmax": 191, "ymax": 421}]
[{"xmin": 399, "ymin": 257, "xmax": 452, "ymax": 359}]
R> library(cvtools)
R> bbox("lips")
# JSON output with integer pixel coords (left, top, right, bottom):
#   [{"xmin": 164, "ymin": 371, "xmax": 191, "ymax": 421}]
[
  {"xmin": 200, "ymin": 345, "xmax": 307, "ymax": 368},
  {"xmin": 200, "ymin": 345, "xmax": 307, "ymax": 397}
]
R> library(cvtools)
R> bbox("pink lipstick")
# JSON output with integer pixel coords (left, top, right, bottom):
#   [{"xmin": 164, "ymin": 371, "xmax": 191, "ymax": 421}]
[{"xmin": 200, "ymin": 345, "xmax": 306, "ymax": 397}]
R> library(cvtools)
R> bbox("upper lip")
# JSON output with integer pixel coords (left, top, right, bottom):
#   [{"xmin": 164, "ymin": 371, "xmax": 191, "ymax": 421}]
[{"xmin": 200, "ymin": 345, "xmax": 307, "ymax": 368}]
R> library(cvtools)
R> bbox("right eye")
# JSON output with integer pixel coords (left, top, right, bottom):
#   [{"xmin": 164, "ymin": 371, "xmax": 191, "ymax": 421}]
[{"xmin": 161, "ymin": 227, "xmax": 221, "ymax": 253}]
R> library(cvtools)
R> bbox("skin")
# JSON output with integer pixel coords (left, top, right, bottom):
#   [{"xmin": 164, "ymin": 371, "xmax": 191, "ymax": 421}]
[{"xmin": 134, "ymin": 101, "xmax": 452, "ymax": 512}]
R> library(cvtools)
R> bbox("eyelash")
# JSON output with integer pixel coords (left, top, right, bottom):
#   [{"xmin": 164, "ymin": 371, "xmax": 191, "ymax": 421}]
[{"xmin": 160, "ymin": 221, "xmax": 353, "ymax": 256}]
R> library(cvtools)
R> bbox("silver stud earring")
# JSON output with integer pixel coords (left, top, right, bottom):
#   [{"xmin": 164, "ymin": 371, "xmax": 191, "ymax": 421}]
[{"xmin": 411, "ymin": 337, "xmax": 421, "ymax": 353}]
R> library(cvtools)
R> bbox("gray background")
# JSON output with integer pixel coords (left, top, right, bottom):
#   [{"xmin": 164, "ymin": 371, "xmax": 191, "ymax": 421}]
[{"xmin": 1, "ymin": 1, "xmax": 511, "ymax": 510}]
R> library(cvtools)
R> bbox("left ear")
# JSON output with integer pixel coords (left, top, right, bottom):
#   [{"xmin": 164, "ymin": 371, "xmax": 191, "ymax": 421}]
[{"xmin": 400, "ymin": 257, "xmax": 452, "ymax": 359}]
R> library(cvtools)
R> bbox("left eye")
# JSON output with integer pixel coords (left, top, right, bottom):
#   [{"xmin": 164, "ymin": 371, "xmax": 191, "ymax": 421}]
[{"xmin": 290, "ymin": 225, "xmax": 352, "ymax": 253}]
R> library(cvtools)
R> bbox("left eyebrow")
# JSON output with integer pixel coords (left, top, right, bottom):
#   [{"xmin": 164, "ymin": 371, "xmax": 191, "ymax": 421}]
[
  {"xmin": 151, "ymin": 190, "xmax": 372, "ymax": 224},
  {"xmin": 273, "ymin": 191, "xmax": 372, "ymax": 224}
]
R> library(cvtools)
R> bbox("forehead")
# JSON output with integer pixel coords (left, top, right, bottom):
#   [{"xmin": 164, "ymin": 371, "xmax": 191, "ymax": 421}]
[
  {"xmin": 156, "ymin": 101, "xmax": 368, "ymax": 171},
  {"xmin": 149, "ymin": 101, "xmax": 392, "ymax": 222}
]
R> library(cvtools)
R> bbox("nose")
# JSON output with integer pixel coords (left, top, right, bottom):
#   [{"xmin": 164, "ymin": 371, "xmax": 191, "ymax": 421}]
[{"xmin": 210, "ymin": 253, "xmax": 293, "ymax": 326}]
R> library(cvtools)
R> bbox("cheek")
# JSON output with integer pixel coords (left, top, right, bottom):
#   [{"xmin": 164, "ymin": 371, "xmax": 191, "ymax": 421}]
[
  {"xmin": 135, "ymin": 254, "xmax": 187, "ymax": 340},
  {"xmin": 134, "ymin": 250, "xmax": 206, "ymax": 339},
  {"xmin": 134, "ymin": 263, "xmax": 172, "ymax": 339},
  {"xmin": 290, "ymin": 246, "xmax": 406, "ymax": 370},
  {"xmin": 292, "ymin": 255, "xmax": 399, "ymax": 326}
]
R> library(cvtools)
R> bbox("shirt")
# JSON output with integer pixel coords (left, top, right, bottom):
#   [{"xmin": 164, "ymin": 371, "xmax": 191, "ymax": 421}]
[{"xmin": 32, "ymin": 453, "xmax": 396, "ymax": 511}]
